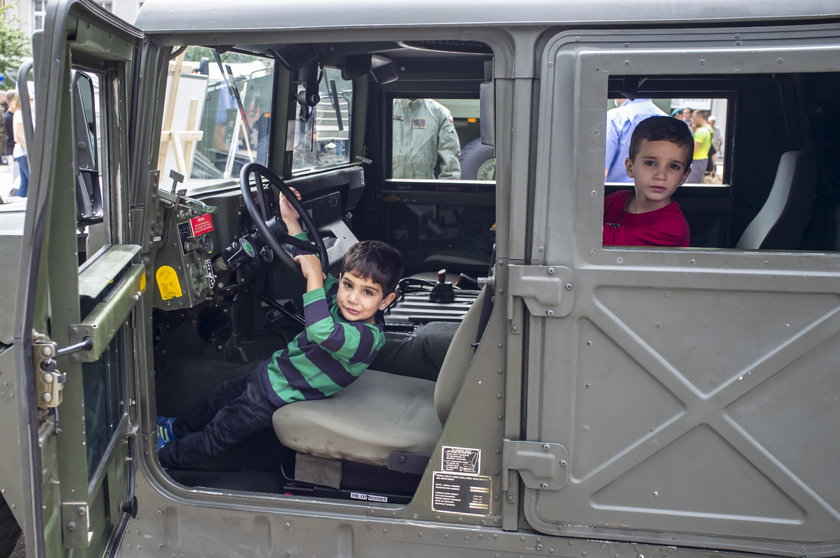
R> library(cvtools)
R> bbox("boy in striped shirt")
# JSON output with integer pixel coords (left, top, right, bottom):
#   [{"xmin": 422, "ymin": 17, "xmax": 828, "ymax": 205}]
[{"xmin": 157, "ymin": 190, "xmax": 402, "ymax": 470}]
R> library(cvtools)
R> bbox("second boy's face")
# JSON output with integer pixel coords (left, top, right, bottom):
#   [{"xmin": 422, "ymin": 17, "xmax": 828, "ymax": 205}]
[
  {"xmin": 624, "ymin": 139, "xmax": 691, "ymax": 211},
  {"xmin": 336, "ymin": 271, "xmax": 396, "ymax": 323}
]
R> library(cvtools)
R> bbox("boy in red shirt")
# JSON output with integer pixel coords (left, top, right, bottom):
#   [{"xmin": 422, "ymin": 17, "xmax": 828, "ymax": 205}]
[{"xmin": 603, "ymin": 116, "xmax": 692, "ymax": 247}]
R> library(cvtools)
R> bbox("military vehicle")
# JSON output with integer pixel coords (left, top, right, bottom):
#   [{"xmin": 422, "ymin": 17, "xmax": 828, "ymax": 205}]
[{"xmin": 2, "ymin": 0, "xmax": 840, "ymax": 556}]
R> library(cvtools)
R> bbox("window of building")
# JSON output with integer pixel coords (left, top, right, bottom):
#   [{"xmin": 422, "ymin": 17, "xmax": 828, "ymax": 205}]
[{"xmin": 32, "ymin": 0, "xmax": 46, "ymax": 31}]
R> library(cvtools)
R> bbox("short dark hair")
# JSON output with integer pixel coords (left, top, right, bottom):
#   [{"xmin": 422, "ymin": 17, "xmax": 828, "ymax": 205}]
[
  {"xmin": 628, "ymin": 116, "xmax": 694, "ymax": 165},
  {"xmin": 342, "ymin": 240, "xmax": 404, "ymax": 294}
]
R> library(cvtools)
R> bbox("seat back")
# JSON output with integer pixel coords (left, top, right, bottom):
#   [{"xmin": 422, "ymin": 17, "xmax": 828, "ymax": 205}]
[
  {"xmin": 434, "ymin": 286, "xmax": 488, "ymax": 423},
  {"xmin": 735, "ymin": 151, "xmax": 817, "ymax": 250}
]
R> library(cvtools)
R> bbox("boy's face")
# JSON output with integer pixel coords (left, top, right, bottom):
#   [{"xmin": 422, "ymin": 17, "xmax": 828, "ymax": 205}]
[
  {"xmin": 336, "ymin": 270, "xmax": 396, "ymax": 323},
  {"xmin": 624, "ymin": 139, "xmax": 691, "ymax": 210}
]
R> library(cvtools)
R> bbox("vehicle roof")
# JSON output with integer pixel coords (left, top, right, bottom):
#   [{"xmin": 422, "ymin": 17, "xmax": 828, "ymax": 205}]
[{"xmin": 134, "ymin": 0, "xmax": 840, "ymax": 34}]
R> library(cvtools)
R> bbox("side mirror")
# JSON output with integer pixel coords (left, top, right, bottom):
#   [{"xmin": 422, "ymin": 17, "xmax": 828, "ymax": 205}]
[{"xmin": 72, "ymin": 72, "xmax": 103, "ymax": 224}]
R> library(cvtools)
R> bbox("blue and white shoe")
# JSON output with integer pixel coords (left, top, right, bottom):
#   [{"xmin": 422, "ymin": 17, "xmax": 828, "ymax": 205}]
[{"xmin": 156, "ymin": 416, "xmax": 177, "ymax": 451}]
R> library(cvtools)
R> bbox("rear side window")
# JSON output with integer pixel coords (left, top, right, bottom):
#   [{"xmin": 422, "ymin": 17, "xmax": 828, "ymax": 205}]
[{"xmin": 391, "ymin": 97, "xmax": 493, "ymax": 181}]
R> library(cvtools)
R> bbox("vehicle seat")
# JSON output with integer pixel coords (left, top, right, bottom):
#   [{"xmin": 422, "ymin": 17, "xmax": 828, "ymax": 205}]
[
  {"xmin": 272, "ymin": 287, "xmax": 487, "ymax": 467},
  {"xmin": 735, "ymin": 151, "xmax": 817, "ymax": 250}
]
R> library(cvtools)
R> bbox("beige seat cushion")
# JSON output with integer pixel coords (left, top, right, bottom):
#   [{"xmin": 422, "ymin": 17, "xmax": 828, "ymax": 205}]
[{"xmin": 273, "ymin": 370, "xmax": 441, "ymax": 467}]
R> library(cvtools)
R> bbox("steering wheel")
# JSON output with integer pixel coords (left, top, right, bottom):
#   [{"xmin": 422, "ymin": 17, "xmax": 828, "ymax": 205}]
[{"xmin": 239, "ymin": 162, "xmax": 329, "ymax": 273}]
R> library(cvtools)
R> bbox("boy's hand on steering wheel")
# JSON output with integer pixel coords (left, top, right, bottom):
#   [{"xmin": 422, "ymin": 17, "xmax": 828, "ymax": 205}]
[
  {"xmin": 294, "ymin": 254, "xmax": 326, "ymax": 291},
  {"xmin": 279, "ymin": 187, "xmax": 302, "ymax": 221}
]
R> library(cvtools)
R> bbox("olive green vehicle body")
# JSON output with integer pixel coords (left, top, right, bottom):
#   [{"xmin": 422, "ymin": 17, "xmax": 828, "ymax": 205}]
[{"xmin": 2, "ymin": 0, "xmax": 840, "ymax": 556}]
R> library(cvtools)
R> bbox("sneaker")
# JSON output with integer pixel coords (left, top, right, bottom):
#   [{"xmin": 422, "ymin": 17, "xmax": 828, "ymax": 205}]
[{"xmin": 156, "ymin": 416, "xmax": 177, "ymax": 451}]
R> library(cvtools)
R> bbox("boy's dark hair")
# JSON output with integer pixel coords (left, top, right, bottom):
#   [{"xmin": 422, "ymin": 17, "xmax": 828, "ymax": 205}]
[
  {"xmin": 342, "ymin": 240, "xmax": 404, "ymax": 294},
  {"xmin": 628, "ymin": 115, "xmax": 694, "ymax": 165}
]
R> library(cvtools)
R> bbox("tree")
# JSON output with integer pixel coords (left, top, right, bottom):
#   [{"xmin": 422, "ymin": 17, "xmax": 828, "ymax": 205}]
[{"xmin": 0, "ymin": 4, "xmax": 29, "ymax": 86}]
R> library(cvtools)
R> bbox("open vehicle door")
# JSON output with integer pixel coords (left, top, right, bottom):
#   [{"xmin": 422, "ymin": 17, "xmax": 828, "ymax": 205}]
[{"xmin": 13, "ymin": 0, "xmax": 144, "ymax": 556}]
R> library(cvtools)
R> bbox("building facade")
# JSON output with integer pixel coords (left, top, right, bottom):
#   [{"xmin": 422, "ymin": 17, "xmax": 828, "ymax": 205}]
[{"xmin": 4, "ymin": 0, "xmax": 141, "ymax": 40}]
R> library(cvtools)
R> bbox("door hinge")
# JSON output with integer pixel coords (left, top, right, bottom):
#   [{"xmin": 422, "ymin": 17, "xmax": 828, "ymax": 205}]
[
  {"xmin": 32, "ymin": 333, "xmax": 93, "ymax": 408},
  {"xmin": 502, "ymin": 439, "xmax": 568, "ymax": 492},
  {"xmin": 61, "ymin": 501, "xmax": 91, "ymax": 549},
  {"xmin": 508, "ymin": 265, "xmax": 574, "ymax": 318},
  {"xmin": 32, "ymin": 336, "xmax": 66, "ymax": 408}
]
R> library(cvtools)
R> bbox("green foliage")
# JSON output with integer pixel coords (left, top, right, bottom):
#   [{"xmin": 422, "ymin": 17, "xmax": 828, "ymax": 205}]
[{"xmin": 0, "ymin": 4, "xmax": 30, "ymax": 85}]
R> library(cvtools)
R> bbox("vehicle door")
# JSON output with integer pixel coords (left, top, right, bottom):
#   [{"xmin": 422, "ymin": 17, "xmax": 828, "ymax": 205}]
[
  {"xmin": 512, "ymin": 23, "xmax": 840, "ymax": 556},
  {"xmin": 13, "ymin": 0, "xmax": 144, "ymax": 556}
]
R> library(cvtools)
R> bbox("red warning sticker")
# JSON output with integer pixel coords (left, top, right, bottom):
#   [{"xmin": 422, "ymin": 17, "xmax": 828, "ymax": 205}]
[{"xmin": 190, "ymin": 214, "xmax": 215, "ymax": 236}]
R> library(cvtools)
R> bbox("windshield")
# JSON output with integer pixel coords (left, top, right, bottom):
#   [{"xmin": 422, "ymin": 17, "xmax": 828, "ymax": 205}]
[
  {"xmin": 157, "ymin": 48, "xmax": 274, "ymax": 191},
  {"xmin": 291, "ymin": 67, "xmax": 352, "ymax": 174}
]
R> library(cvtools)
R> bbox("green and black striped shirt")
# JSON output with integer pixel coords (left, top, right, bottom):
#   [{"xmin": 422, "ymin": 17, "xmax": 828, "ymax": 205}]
[{"xmin": 263, "ymin": 274, "xmax": 386, "ymax": 405}]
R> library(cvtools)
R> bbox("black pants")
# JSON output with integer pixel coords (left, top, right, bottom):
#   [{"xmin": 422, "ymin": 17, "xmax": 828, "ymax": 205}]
[
  {"xmin": 159, "ymin": 360, "xmax": 280, "ymax": 469},
  {"xmin": 370, "ymin": 321, "xmax": 458, "ymax": 381}
]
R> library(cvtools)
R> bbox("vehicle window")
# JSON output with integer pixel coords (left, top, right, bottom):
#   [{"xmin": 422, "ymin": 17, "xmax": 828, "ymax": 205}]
[
  {"xmin": 597, "ymin": 70, "xmax": 839, "ymax": 252},
  {"xmin": 72, "ymin": 71, "xmax": 126, "ymax": 480},
  {"xmin": 605, "ymin": 97, "xmax": 728, "ymax": 185},
  {"xmin": 391, "ymin": 97, "xmax": 494, "ymax": 181},
  {"xmin": 291, "ymin": 67, "xmax": 352, "ymax": 174},
  {"xmin": 157, "ymin": 48, "xmax": 274, "ymax": 190},
  {"xmin": 72, "ymin": 72, "xmax": 104, "ymax": 234}
]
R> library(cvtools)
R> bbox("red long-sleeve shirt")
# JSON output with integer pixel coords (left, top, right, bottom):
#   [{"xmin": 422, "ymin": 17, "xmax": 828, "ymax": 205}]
[{"xmin": 603, "ymin": 190, "xmax": 690, "ymax": 247}]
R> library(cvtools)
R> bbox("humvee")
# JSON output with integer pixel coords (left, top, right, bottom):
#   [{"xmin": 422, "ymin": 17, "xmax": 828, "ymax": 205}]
[{"xmin": 2, "ymin": 0, "xmax": 840, "ymax": 556}]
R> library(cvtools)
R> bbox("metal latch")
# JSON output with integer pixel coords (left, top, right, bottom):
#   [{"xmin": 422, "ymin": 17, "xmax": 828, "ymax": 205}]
[
  {"xmin": 502, "ymin": 439, "xmax": 569, "ymax": 491},
  {"xmin": 33, "ymin": 336, "xmax": 93, "ymax": 408},
  {"xmin": 508, "ymin": 265, "xmax": 574, "ymax": 318}
]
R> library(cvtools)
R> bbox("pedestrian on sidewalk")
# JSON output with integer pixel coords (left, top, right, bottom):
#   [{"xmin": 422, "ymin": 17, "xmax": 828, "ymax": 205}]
[
  {"xmin": 12, "ymin": 90, "xmax": 31, "ymax": 197},
  {"xmin": 3, "ymin": 90, "xmax": 15, "ymax": 165}
]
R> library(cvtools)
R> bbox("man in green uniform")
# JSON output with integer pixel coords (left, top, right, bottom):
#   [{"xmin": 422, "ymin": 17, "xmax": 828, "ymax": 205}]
[{"xmin": 392, "ymin": 98, "xmax": 461, "ymax": 179}]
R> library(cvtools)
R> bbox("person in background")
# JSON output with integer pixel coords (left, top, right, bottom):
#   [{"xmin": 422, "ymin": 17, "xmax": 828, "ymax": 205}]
[
  {"xmin": 605, "ymin": 97, "xmax": 666, "ymax": 182},
  {"xmin": 3, "ymin": 90, "xmax": 16, "ymax": 167},
  {"xmin": 685, "ymin": 109, "xmax": 712, "ymax": 184},
  {"xmin": 708, "ymin": 115, "xmax": 723, "ymax": 175},
  {"xmin": 12, "ymin": 91, "xmax": 29, "ymax": 197},
  {"xmin": 392, "ymin": 98, "xmax": 461, "ymax": 180}
]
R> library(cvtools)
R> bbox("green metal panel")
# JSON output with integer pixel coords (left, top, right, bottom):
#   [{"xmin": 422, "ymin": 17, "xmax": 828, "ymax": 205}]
[
  {"xmin": 0, "ymin": 208, "xmax": 25, "ymax": 345},
  {"xmin": 519, "ymin": 22, "xmax": 840, "ymax": 556},
  {"xmin": 78, "ymin": 245, "xmax": 140, "ymax": 299},
  {"xmin": 71, "ymin": 261, "xmax": 144, "ymax": 362}
]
